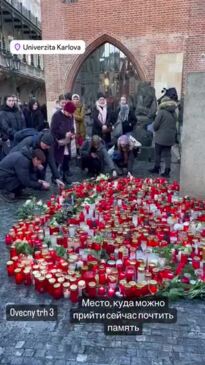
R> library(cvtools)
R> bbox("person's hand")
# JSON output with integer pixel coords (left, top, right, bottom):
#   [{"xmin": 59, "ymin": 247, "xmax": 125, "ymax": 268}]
[
  {"xmin": 102, "ymin": 125, "xmax": 107, "ymax": 131},
  {"xmin": 41, "ymin": 181, "xmax": 50, "ymax": 190},
  {"xmin": 55, "ymin": 179, "xmax": 65, "ymax": 188},
  {"xmin": 66, "ymin": 131, "xmax": 72, "ymax": 139},
  {"xmin": 127, "ymin": 171, "xmax": 133, "ymax": 178},
  {"xmin": 112, "ymin": 170, "xmax": 117, "ymax": 178},
  {"xmin": 91, "ymin": 153, "xmax": 97, "ymax": 158}
]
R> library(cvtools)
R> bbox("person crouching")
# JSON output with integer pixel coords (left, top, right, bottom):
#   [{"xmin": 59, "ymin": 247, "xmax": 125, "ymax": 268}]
[
  {"xmin": 80, "ymin": 135, "xmax": 117, "ymax": 177},
  {"xmin": 0, "ymin": 148, "xmax": 50, "ymax": 202}
]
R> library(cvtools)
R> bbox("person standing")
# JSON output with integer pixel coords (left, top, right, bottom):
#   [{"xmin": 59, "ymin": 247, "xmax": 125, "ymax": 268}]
[
  {"xmin": 72, "ymin": 94, "xmax": 85, "ymax": 150},
  {"xmin": 92, "ymin": 93, "xmax": 113, "ymax": 147},
  {"xmin": 51, "ymin": 101, "xmax": 76, "ymax": 183},
  {"xmin": 112, "ymin": 95, "xmax": 137, "ymax": 138},
  {"xmin": 149, "ymin": 96, "xmax": 178, "ymax": 177},
  {"xmin": 23, "ymin": 99, "xmax": 45, "ymax": 131},
  {"xmin": 0, "ymin": 95, "xmax": 25, "ymax": 159}
]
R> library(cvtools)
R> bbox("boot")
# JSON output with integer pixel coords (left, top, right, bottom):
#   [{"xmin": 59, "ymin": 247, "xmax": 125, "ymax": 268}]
[
  {"xmin": 161, "ymin": 168, "xmax": 171, "ymax": 177},
  {"xmin": 62, "ymin": 173, "xmax": 72, "ymax": 185},
  {"xmin": 149, "ymin": 166, "xmax": 160, "ymax": 174}
]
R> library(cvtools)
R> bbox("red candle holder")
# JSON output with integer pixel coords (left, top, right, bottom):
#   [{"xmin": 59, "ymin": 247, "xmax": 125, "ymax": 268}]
[
  {"xmin": 70, "ymin": 284, "xmax": 78, "ymax": 303},
  {"xmin": 14, "ymin": 268, "xmax": 24, "ymax": 284},
  {"xmin": 87, "ymin": 281, "xmax": 97, "ymax": 298},
  {"xmin": 7, "ymin": 261, "xmax": 15, "ymax": 276},
  {"xmin": 52, "ymin": 283, "xmax": 63, "ymax": 299}
]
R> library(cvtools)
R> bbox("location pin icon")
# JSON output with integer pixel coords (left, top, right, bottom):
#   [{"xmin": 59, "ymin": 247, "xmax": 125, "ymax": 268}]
[{"xmin": 15, "ymin": 43, "xmax": 21, "ymax": 51}]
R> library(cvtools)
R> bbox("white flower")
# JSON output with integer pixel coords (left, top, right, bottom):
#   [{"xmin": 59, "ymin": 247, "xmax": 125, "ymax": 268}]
[
  {"xmin": 24, "ymin": 199, "xmax": 32, "ymax": 206},
  {"xmin": 36, "ymin": 200, "xmax": 43, "ymax": 206}
]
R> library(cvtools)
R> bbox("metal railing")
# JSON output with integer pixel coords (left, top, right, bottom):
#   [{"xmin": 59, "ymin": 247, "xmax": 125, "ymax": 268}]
[
  {"xmin": 0, "ymin": 51, "xmax": 44, "ymax": 80},
  {"xmin": 5, "ymin": 0, "xmax": 41, "ymax": 29}
]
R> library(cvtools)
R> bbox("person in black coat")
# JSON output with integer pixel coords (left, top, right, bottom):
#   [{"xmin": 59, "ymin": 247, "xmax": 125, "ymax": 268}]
[
  {"xmin": 0, "ymin": 148, "xmax": 50, "ymax": 202},
  {"xmin": 92, "ymin": 93, "xmax": 113, "ymax": 147},
  {"xmin": 0, "ymin": 95, "xmax": 25, "ymax": 159},
  {"xmin": 23, "ymin": 99, "xmax": 45, "ymax": 131},
  {"xmin": 51, "ymin": 101, "xmax": 76, "ymax": 183},
  {"xmin": 112, "ymin": 95, "xmax": 137, "ymax": 136},
  {"xmin": 9, "ymin": 131, "xmax": 64, "ymax": 188}
]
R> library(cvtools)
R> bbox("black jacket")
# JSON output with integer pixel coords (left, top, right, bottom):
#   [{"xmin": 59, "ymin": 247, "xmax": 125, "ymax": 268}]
[
  {"xmin": 92, "ymin": 106, "xmax": 113, "ymax": 143},
  {"xmin": 9, "ymin": 132, "xmax": 60, "ymax": 179},
  {"xmin": 112, "ymin": 108, "xmax": 137, "ymax": 134},
  {"xmin": 23, "ymin": 108, "xmax": 45, "ymax": 131},
  {"xmin": 0, "ymin": 147, "xmax": 42, "ymax": 190},
  {"xmin": 0, "ymin": 105, "xmax": 25, "ymax": 140}
]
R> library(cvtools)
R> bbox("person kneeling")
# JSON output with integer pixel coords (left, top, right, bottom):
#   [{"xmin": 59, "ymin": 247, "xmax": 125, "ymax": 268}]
[
  {"xmin": 109, "ymin": 135, "xmax": 138, "ymax": 176},
  {"xmin": 0, "ymin": 148, "xmax": 50, "ymax": 202},
  {"xmin": 80, "ymin": 135, "xmax": 117, "ymax": 177}
]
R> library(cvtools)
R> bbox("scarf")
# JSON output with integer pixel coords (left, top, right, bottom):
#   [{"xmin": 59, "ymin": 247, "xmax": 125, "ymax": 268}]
[
  {"xmin": 118, "ymin": 104, "xmax": 129, "ymax": 123},
  {"xmin": 96, "ymin": 100, "xmax": 107, "ymax": 125}
]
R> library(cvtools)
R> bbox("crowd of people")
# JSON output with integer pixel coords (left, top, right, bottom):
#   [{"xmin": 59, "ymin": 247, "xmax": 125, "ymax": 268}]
[{"xmin": 0, "ymin": 89, "xmax": 180, "ymax": 202}]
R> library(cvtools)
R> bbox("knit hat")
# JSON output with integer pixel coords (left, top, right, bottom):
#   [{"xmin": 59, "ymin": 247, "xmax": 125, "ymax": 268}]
[
  {"xmin": 72, "ymin": 94, "xmax": 80, "ymax": 100},
  {"xmin": 97, "ymin": 92, "xmax": 105, "ymax": 100},
  {"xmin": 118, "ymin": 135, "xmax": 129, "ymax": 146},
  {"xmin": 64, "ymin": 101, "xmax": 76, "ymax": 114},
  {"xmin": 41, "ymin": 132, "xmax": 54, "ymax": 146}
]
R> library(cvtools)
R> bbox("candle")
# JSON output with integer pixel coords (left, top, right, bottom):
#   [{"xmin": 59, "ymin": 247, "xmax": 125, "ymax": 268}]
[
  {"xmin": 126, "ymin": 266, "xmax": 136, "ymax": 282},
  {"xmin": 63, "ymin": 282, "xmax": 70, "ymax": 298},
  {"xmin": 87, "ymin": 281, "xmax": 97, "ymax": 298},
  {"xmin": 23, "ymin": 268, "xmax": 32, "ymax": 285},
  {"xmin": 98, "ymin": 286, "xmax": 106, "ymax": 297},
  {"xmin": 148, "ymin": 280, "xmax": 158, "ymax": 295},
  {"xmin": 192, "ymin": 256, "xmax": 200, "ymax": 270},
  {"xmin": 7, "ymin": 261, "xmax": 15, "ymax": 276},
  {"xmin": 70, "ymin": 284, "xmax": 78, "ymax": 303},
  {"xmin": 14, "ymin": 268, "xmax": 24, "ymax": 284},
  {"xmin": 108, "ymin": 287, "xmax": 115, "ymax": 297},
  {"xmin": 78, "ymin": 280, "xmax": 86, "ymax": 297},
  {"xmin": 137, "ymin": 266, "xmax": 145, "ymax": 282},
  {"xmin": 52, "ymin": 283, "xmax": 62, "ymax": 299}
]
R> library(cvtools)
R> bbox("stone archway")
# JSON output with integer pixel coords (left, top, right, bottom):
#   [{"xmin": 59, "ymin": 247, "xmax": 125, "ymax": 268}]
[{"xmin": 65, "ymin": 33, "xmax": 146, "ymax": 92}]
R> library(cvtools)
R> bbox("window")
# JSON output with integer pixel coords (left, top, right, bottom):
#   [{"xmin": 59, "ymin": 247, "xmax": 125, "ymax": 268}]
[{"xmin": 73, "ymin": 42, "xmax": 139, "ymax": 107}]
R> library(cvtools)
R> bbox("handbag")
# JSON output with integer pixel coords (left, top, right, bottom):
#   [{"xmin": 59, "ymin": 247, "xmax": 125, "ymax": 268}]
[{"xmin": 111, "ymin": 120, "xmax": 122, "ymax": 139}]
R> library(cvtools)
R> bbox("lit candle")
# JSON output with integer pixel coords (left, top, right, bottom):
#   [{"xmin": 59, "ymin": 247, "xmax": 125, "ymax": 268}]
[{"xmin": 7, "ymin": 261, "xmax": 15, "ymax": 276}]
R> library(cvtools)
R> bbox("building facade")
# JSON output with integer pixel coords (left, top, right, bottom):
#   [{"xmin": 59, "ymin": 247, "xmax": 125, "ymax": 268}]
[
  {"xmin": 0, "ymin": 0, "xmax": 45, "ymax": 105},
  {"xmin": 41, "ymin": 0, "xmax": 205, "ymax": 118}
]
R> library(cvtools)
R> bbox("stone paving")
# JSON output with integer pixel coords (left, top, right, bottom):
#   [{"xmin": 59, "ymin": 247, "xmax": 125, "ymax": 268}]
[{"xmin": 0, "ymin": 158, "xmax": 204, "ymax": 365}]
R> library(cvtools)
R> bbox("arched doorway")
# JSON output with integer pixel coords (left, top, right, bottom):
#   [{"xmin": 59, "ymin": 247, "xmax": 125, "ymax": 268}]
[{"xmin": 72, "ymin": 42, "xmax": 141, "ymax": 108}]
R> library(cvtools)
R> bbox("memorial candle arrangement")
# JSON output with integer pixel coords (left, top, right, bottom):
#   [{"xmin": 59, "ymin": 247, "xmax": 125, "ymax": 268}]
[{"xmin": 4, "ymin": 177, "xmax": 205, "ymax": 301}]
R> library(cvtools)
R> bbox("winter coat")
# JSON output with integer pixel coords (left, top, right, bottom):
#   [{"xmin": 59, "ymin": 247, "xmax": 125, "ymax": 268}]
[
  {"xmin": 92, "ymin": 106, "xmax": 113, "ymax": 144},
  {"xmin": 0, "ymin": 147, "xmax": 42, "ymax": 190},
  {"xmin": 51, "ymin": 110, "xmax": 75, "ymax": 164},
  {"xmin": 153, "ymin": 99, "xmax": 177, "ymax": 146},
  {"xmin": 80, "ymin": 139, "xmax": 115, "ymax": 172},
  {"xmin": 23, "ymin": 107, "xmax": 45, "ymax": 131},
  {"xmin": 9, "ymin": 132, "xmax": 59, "ymax": 179},
  {"xmin": 110, "ymin": 142, "xmax": 136, "ymax": 173},
  {"xmin": 113, "ymin": 108, "xmax": 137, "ymax": 134},
  {"xmin": 0, "ymin": 105, "xmax": 25, "ymax": 141}
]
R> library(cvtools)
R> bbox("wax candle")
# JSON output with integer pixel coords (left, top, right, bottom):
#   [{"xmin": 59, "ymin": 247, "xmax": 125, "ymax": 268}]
[
  {"xmin": 52, "ymin": 283, "xmax": 62, "ymax": 299},
  {"xmin": 70, "ymin": 284, "xmax": 78, "ymax": 303},
  {"xmin": 148, "ymin": 280, "xmax": 158, "ymax": 295},
  {"xmin": 14, "ymin": 268, "xmax": 24, "ymax": 284},
  {"xmin": 137, "ymin": 266, "xmax": 145, "ymax": 282},
  {"xmin": 23, "ymin": 268, "xmax": 32, "ymax": 285},
  {"xmin": 87, "ymin": 281, "xmax": 97, "ymax": 298},
  {"xmin": 7, "ymin": 261, "xmax": 15, "ymax": 276},
  {"xmin": 63, "ymin": 282, "xmax": 70, "ymax": 298},
  {"xmin": 78, "ymin": 280, "xmax": 86, "ymax": 297}
]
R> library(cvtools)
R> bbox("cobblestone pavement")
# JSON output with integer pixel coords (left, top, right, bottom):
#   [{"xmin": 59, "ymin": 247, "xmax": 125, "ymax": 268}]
[{"xmin": 0, "ymin": 159, "xmax": 204, "ymax": 365}]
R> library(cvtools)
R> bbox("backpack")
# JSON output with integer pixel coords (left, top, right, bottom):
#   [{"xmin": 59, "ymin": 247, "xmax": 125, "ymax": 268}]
[{"xmin": 13, "ymin": 128, "xmax": 38, "ymax": 146}]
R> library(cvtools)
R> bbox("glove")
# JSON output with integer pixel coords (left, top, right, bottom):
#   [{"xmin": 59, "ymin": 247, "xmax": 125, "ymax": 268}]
[
  {"xmin": 55, "ymin": 179, "xmax": 65, "ymax": 189},
  {"xmin": 127, "ymin": 172, "xmax": 133, "ymax": 178}
]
